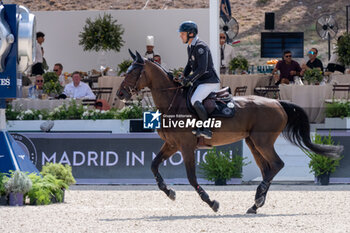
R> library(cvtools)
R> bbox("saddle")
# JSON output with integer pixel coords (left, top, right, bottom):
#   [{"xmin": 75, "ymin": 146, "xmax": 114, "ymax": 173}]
[{"xmin": 186, "ymin": 86, "xmax": 235, "ymax": 118}]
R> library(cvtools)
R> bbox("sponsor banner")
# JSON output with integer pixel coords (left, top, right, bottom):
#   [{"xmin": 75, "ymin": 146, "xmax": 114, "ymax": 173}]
[{"xmin": 11, "ymin": 133, "xmax": 242, "ymax": 184}]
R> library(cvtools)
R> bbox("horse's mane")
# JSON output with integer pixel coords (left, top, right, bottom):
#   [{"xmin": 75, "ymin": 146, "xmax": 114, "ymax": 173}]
[{"xmin": 147, "ymin": 60, "xmax": 181, "ymax": 87}]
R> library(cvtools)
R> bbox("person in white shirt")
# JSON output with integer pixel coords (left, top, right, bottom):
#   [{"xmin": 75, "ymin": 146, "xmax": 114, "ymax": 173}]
[
  {"xmin": 54, "ymin": 63, "xmax": 71, "ymax": 86},
  {"xmin": 219, "ymin": 32, "xmax": 235, "ymax": 74},
  {"xmin": 63, "ymin": 71, "xmax": 96, "ymax": 99},
  {"xmin": 31, "ymin": 32, "xmax": 45, "ymax": 75}
]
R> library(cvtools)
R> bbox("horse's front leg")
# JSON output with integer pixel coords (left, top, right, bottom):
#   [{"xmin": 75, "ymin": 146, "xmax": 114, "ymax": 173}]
[
  {"xmin": 181, "ymin": 146, "xmax": 219, "ymax": 212},
  {"xmin": 151, "ymin": 142, "xmax": 178, "ymax": 200}
]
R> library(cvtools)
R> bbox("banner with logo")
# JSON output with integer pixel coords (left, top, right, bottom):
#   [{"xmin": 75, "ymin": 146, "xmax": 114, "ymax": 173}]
[{"xmin": 11, "ymin": 133, "xmax": 242, "ymax": 184}]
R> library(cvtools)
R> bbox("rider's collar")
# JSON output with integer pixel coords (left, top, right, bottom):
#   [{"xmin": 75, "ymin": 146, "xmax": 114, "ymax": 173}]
[{"xmin": 190, "ymin": 36, "xmax": 199, "ymax": 47}]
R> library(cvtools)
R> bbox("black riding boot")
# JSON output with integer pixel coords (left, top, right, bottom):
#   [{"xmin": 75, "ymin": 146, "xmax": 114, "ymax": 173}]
[{"xmin": 193, "ymin": 101, "xmax": 212, "ymax": 139}]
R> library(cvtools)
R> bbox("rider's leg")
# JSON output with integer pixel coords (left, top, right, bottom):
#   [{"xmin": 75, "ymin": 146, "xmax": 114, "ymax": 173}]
[{"xmin": 191, "ymin": 83, "xmax": 220, "ymax": 139}]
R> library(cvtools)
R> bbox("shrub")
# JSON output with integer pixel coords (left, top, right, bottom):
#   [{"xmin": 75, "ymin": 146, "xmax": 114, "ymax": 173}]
[
  {"xmin": 336, "ymin": 33, "xmax": 350, "ymax": 66},
  {"xmin": 4, "ymin": 170, "xmax": 32, "ymax": 194},
  {"xmin": 41, "ymin": 163, "xmax": 76, "ymax": 187},
  {"xmin": 325, "ymin": 101, "xmax": 350, "ymax": 118},
  {"xmin": 0, "ymin": 173, "xmax": 6, "ymax": 196},
  {"xmin": 199, "ymin": 147, "xmax": 250, "ymax": 182},
  {"xmin": 117, "ymin": 59, "xmax": 133, "ymax": 76},
  {"xmin": 303, "ymin": 68, "xmax": 323, "ymax": 84},
  {"xmin": 303, "ymin": 133, "xmax": 342, "ymax": 177},
  {"xmin": 79, "ymin": 13, "xmax": 124, "ymax": 52},
  {"xmin": 229, "ymin": 56, "xmax": 249, "ymax": 72},
  {"xmin": 115, "ymin": 104, "xmax": 143, "ymax": 120},
  {"xmin": 27, "ymin": 173, "xmax": 66, "ymax": 205}
]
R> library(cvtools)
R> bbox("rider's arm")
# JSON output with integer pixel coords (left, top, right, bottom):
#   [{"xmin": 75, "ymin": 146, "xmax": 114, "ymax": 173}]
[
  {"xmin": 187, "ymin": 45, "xmax": 208, "ymax": 82},
  {"xmin": 183, "ymin": 60, "xmax": 191, "ymax": 77}
]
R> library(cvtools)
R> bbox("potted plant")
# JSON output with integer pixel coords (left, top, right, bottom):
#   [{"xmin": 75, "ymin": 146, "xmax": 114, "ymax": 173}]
[
  {"xmin": 199, "ymin": 147, "xmax": 250, "ymax": 185},
  {"xmin": 41, "ymin": 163, "xmax": 76, "ymax": 202},
  {"xmin": 0, "ymin": 173, "xmax": 8, "ymax": 205},
  {"xmin": 229, "ymin": 56, "xmax": 248, "ymax": 74},
  {"xmin": 116, "ymin": 103, "xmax": 154, "ymax": 132},
  {"xmin": 79, "ymin": 13, "xmax": 124, "ymax": 52},
  {"xmin": 336, "ymin": 33, "xmax": 350, "ymax": 67},
  {"xmin": 303, "ymin": 68, "xmax": 323, "ymax": 85},
  {"xmin": 303, "ymin": 133, "xmax": 342, "ymax": 185},
  {"xmin": 27, "ymin": 173, "xmax": 67, "ymax": 205},
  {"xmin": 4, "ymin": 170, "xmax": 32, "ymax": 206},
  {"xmin": 170, "ymin": 67, "xmax": 184, "ymax": 79},
  {"xmin": 117, "ymin": 59, "xmax": 133, "ymax": 76},
  {"xmin": 43, "ymin": 72, "xmax": 63, "ymax": 97},
  {"xmin": 324, "ymin": 101, "xmax": 350, "ymax": 129}
]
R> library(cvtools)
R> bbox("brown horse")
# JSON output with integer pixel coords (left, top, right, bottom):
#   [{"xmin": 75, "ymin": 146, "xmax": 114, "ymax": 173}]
[{"xmin": 117, "ymin": 51, "xmax": 343, "ymax": 214}]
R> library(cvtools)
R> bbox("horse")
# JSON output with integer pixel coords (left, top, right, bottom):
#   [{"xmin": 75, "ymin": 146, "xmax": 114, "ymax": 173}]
[{"xmin": 116, "ymin": 50, "xmax": 343, "ymax": 214}]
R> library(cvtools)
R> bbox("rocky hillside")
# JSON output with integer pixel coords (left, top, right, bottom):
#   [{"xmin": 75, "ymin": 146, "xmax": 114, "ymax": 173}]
[{"xmin": 8, "ymin": 0, "xmax": 350, "ymax": 64}]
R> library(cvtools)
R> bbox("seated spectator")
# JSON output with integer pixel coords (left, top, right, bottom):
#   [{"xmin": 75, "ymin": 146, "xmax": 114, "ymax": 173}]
[
  {"xmin": 63, "ymin": 71, "xmax": 95, "ymax": 99},
  {"xmin": 326, "ymin": 36, "xmax": 345, "ymax": 74},
  {"xmin": 28, "ymin": 75, "xmax": 44, "ymax": 98},
  {"xmin": 272, "ymin": 50, "xmax": 302, "ymax": 84},
  {"xmin": 54, "ymin": 63, "xmax": 71, "ymax": 86},
  {"xmin": 300, "ymin": 48, "xmax": 323, "ymax": 76},
  {"xmin": 153, "ymin": 54, "xmax": 168, "ymax": 70}
]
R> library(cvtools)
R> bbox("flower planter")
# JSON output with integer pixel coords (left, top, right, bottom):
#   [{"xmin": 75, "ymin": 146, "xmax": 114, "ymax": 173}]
[
  {"xmin": 317, "ymin": 173, "xmax": 330, "ymax": 185},
  {"xmin": 214, "ymin": 178, "xmax": 227, "ymax": 186},
  {"xmin": 324, "ymin": 117, "xmax": 350, "ymax": 129},
  {"xmin": 0, "ymin": 195, "xmax": 8, "ymax": 205},
  {"xmin": 129, "ymin": 119, "xmax": 154, "ymax": 132},
  {"xmin": 7, "ymin": 119, "xmax": 130, "ymax": 133},
  {"xmin": 9, "ymin": 192, "xmax": 24, "ymax": 206}
]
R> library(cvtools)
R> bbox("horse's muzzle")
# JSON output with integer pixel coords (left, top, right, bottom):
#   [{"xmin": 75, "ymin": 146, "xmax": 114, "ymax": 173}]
[{"xmin": 116, "ymin": 89, "xmax": 130, "ymax": 100}]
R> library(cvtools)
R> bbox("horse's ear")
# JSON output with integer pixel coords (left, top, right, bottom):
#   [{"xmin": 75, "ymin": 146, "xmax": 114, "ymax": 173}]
[
  {"xmin": 128, "ymin": 49, "xmax": 136, "ymax": 60},
  {"xmin": 135, "ymin": 51, "xmax": 144, "ymax": 63}
]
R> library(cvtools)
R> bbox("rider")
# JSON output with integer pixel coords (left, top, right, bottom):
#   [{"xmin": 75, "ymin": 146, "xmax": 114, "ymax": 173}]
[{"xmin": 178, "ymin": 21, "xmax": 220, "ymax": 139}]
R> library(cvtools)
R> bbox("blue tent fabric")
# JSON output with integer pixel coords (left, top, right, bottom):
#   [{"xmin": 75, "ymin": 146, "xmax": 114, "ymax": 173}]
[{"xmin": 0, "ymin": 130, "xmax": 39, "ymax": 174}]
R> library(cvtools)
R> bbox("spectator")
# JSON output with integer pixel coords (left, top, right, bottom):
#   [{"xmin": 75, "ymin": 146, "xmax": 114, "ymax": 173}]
[
  {"xmin": 300, "ymin": 48, "xmax": 323, "ymax": 76},
  {"xmin": 153, "ymin": 54, "xmax": 168, "ymax": 70},
  {"xmin": 272, "ymin": 50, "xmax": 302, "ymax": 84},
  {"xmin": 326, "ymin": 36, "xmax": 346, "ymax": 74},
  {"xmin": 28, "ymin": 75, "xmax": 44, "ymax": 98},
  {"xmin": 54, "ymin": 63, "xmax": 71, "ymax": 86},
  {"xmin": 63, "ymin": 71, "xmax": 95, "ymax": 99},
  {"xmin": 144, "ymin": 35, "xmax": 159, "ymax": 61},
  {"xmin": 219, "ymin": 32, "xmax": 235, "ymax": 74},
  {"xmin": 31, "ymin": 32, "xmax": 45, "ymax": 75}
]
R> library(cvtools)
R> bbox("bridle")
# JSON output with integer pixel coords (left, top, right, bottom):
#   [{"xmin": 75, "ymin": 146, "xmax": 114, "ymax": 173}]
[
  {"xmin": 120, "ymin": 62, "xmax": 145, "ymax": 94},
  {"xmin": 120, "ymin": 61, "xmax": 183, "ymax": 114}
]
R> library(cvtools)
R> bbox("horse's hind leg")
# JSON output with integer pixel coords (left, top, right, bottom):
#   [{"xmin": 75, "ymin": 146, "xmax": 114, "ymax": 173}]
[
  {"xmin": 245, "ymin": 137, "xmax": 284, "ymax": 214},
  {"xmin": 181, "ymin": 146, "xmax": 219, "ymax": 212},
  {"xmin": 151, "ymin": 142, "xmax": 178, "ymax": 200}
]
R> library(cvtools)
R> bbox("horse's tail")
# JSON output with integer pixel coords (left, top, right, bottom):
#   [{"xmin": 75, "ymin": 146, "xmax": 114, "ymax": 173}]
[{"xmin": 279, "ymin": 101, "xmax": 343, "ymax": 158}]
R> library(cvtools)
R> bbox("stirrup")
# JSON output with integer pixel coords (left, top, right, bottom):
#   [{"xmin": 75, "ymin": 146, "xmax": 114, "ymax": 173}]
[
  {"xmin": 192, "ymin": 128, "xmax": 201, "ymax": 137},
  {"xmin": 200, "ymin": 128, "xmax": 212, "ymax": 139}
]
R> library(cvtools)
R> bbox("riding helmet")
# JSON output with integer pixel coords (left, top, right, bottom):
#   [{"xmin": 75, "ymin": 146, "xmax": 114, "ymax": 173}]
[{"xmin": 178, "ymin": 21, "xmax": 198, "ymax": 36}]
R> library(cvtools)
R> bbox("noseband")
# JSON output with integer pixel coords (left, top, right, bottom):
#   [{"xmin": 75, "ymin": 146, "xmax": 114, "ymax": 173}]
[{"xmin": 120, "ymin": 62, "xmax": 145, "ymax": 95}]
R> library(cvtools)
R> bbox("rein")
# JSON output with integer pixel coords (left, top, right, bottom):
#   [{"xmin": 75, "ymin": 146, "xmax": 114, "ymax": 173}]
[{"xmin": 165, "ymin": 87, "xmax": 181, "ymax": 114}]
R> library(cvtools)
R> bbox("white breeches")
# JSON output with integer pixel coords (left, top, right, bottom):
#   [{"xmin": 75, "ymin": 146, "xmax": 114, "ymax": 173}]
[{"xmin": 191, "ymin": 83, "xmax": 221, "ymax": 106}]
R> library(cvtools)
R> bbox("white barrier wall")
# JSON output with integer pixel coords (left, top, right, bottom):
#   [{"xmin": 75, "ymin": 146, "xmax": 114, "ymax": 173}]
[{"xmin": 34, "ymin": 9, "xmax": 210, "ymax": 73}]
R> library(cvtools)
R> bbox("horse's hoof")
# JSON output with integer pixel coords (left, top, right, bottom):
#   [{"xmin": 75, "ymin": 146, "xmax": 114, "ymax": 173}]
[
  {"xmin": 246, "ymin": 207, "xmax": 257, "ymax": 214},
  {"xmin": 255, "ymin": 196, "xmax": 265, "ymax": 208},
  {"xmin": 168, "ymin": 189, "xmax": 176, "ymax": 201},
  {"xmin": 211, "ymin": 200, "xmax": 219, "ymax": 212}
]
